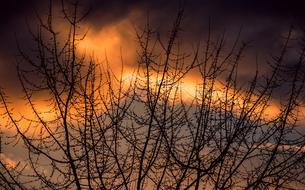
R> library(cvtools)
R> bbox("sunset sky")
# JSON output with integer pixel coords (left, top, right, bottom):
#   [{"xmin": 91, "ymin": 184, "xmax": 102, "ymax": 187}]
[
  {"xmin": 2, "ymin": 1, "xmax": 305, "ymax": 188},
  {"xmin": 0, "ymin": 0, "xmax": 302, "ymax": 117},
  {"xmin": 0, "ymin": 0, "xmax": 303, "ymax": 134},
  {"xmin": 0, "ymin": 1, "xmax": 304, "ymax": 129},
  {"xmin": 1, "ymin": 0, "xmax": 305, "ymax": 96}
]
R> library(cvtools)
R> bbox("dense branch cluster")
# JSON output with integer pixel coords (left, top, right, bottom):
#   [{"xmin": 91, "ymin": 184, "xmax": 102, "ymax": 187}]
[{"xmin": 1, "ymin": 1, "xmax": 305, "ymax": 189}]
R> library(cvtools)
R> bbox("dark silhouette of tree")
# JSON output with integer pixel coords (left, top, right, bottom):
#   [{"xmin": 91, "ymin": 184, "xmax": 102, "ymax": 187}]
[{"xmin": 1, "ymin": 1, "xmax": 305, "ymax": 189}]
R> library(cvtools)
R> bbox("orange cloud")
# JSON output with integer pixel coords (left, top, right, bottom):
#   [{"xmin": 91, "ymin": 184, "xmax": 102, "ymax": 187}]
[
  {"xmin": 121, "ymin": 70, "xmax": 305, "ymax": 123},
  {"xmin": 78, "ymin": 14, "xmax": 138, "ymax": 75},
  {"xmin": 0, "ymin": 153, "xmax": 18, "ymax": 169}
]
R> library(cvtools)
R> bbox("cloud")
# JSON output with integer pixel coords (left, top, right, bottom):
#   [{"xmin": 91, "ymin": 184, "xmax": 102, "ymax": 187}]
[
  {"xmin": 0, "ymin": 153, "xmax": 18, "ymax": 169},
  {"xmin": 0, "ymin": 0, "xmax": 304, "ymax": 99}
]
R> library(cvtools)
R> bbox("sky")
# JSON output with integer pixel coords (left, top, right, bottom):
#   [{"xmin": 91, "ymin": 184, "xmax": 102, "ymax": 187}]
[
  {"xmin": 1, "ymin": 0, "xmax": 305, "ymax": 184},
  {"xmin": 0, "ymin": 1, "xmax": 303, "ymax": 123},
  {"xmin": 0, "ymin": 0, "xmax": 305, "ymax": 95},
  {"xmin": 0, "ymin": 0, "xmax": 303, "ymax": 118},
  {"xmin": 0, "ymin": 0, "xmax": 304, "ymax": 123}
]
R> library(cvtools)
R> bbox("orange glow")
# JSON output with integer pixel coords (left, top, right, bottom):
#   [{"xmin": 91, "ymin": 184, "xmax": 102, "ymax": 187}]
[
  {"xmin": 0, "ymin": 97, "xmax": 58, "ymax": 135},
  {"xmin": 78, "ymin": 16, "xmax": 137, "ymax": 75},
  {"xmin": 121, "ymin": 70, "xmax": 305, "ymax": 121},
  {"xmin": 0, "ymin": 153, "xmax": 17, "ymax": 168}
]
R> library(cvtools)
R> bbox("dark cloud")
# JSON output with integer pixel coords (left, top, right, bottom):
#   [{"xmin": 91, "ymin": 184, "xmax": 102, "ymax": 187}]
[
  {"xmin": 85, "ymin": 0, "xmax": 142, "ymax": 28},
  {"xmin": 2, "ymin": 0, "xmax": 305, "ymax": 52},
  {"xmin": 0, "ymin": 0, "xmax": 39, "ymax": 26},
  {"xmin": 215, "ymin": 0, "xmax": 305, "ymax": 19}
]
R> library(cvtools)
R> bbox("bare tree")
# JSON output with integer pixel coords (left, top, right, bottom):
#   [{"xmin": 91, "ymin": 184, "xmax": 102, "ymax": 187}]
[{"xmin": 1, "ymin": 1, "xmax": 305, "ymax": 189}]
